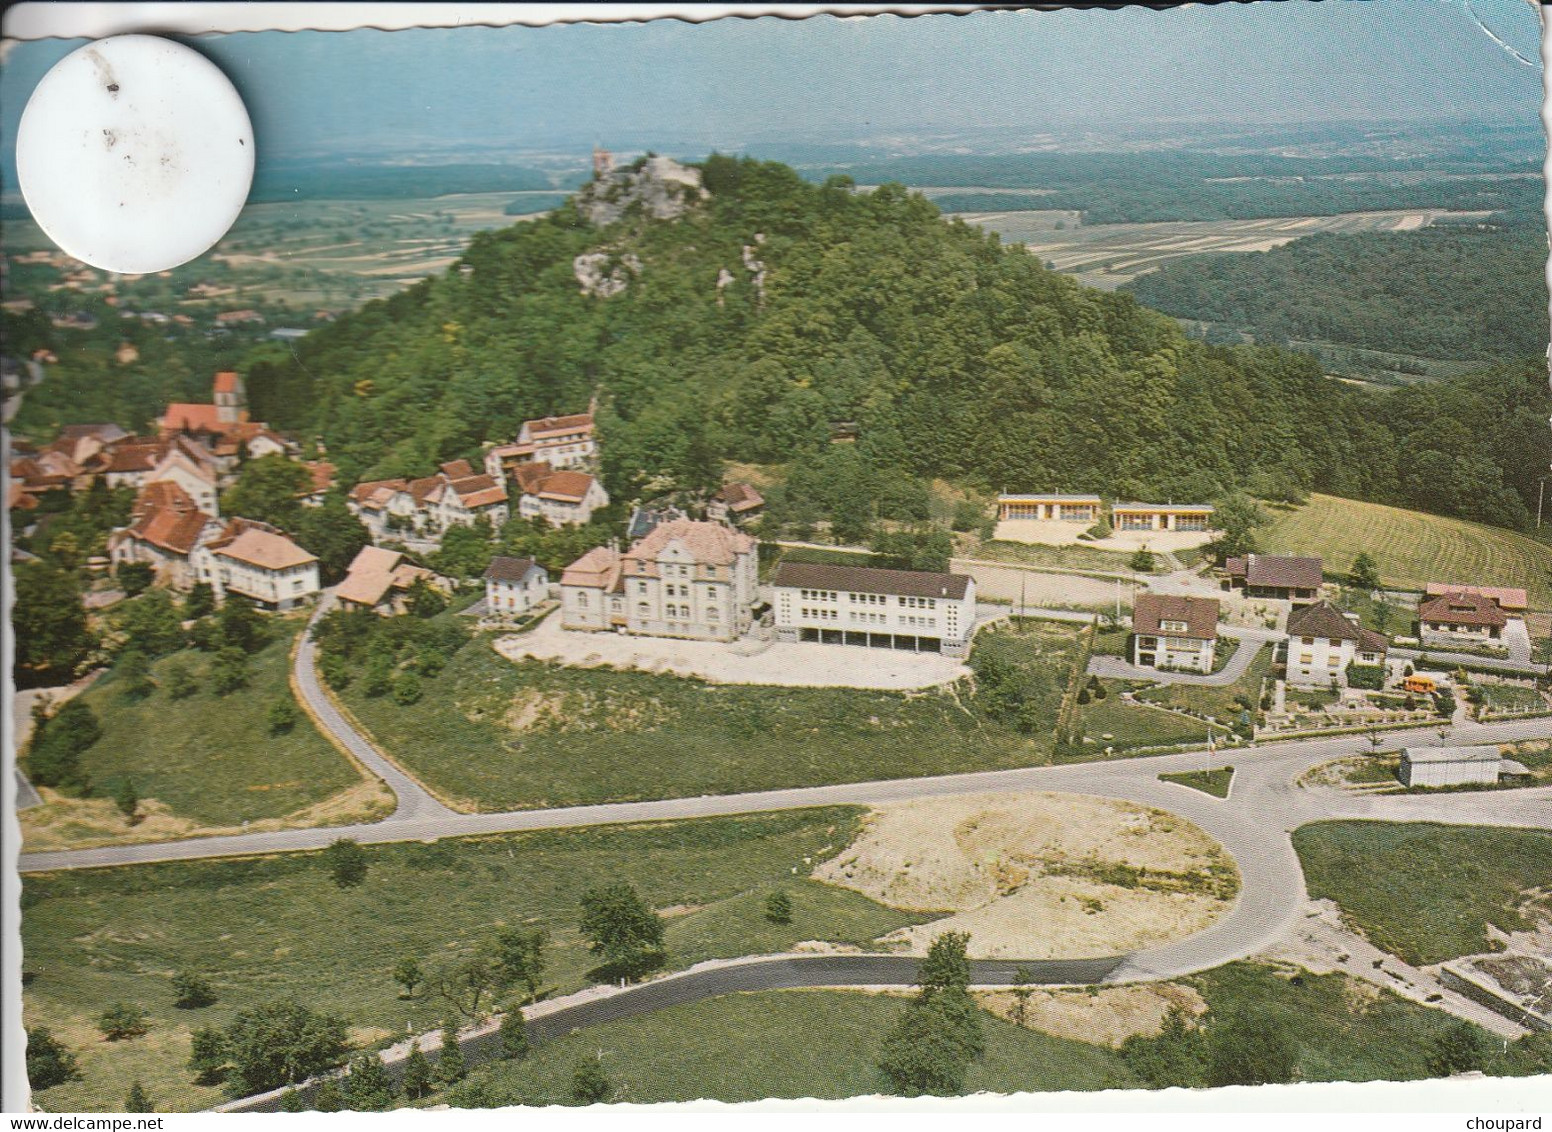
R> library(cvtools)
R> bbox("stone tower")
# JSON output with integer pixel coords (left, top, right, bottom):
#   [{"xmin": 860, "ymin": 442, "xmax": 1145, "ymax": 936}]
[{"xmin": 212, "ymin": 370, "xmax": 247, "ymax": 424}]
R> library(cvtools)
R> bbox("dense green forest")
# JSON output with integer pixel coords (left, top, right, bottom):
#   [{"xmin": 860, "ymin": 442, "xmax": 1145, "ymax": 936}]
[
  {"xmin": 231, "ymin": 156, "xmax": 1544, "ymax": 532},
  {"xmin": 1125, "ymin": 225, "xmax": 1548, "ymax": 363},
  {"xmin": 10, "ymin": 155, "xmax": 1546, "ymax": 534}
]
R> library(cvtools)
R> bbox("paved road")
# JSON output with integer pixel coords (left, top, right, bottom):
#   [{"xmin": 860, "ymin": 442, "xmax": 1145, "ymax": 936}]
[
  {"xmin": 217, "ymin": 954, "xmax": 1127, "ymax": 1111},
  {"xmin": 1088, "ymin": 638, "xmax": 1264, "ymax": 687},
  {"xmin": 294, "ymin": 595, "xmax": 456, "ymax": 823},
  {"xmin": 1391, "ymin": 645, "xmax": 1546, "ymax": 677}
]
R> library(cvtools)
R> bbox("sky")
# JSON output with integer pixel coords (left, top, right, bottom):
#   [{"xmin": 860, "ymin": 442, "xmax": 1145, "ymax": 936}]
[{"xmin": 1, "ymin": 1, "xmax": 1543, "ymax": 170}]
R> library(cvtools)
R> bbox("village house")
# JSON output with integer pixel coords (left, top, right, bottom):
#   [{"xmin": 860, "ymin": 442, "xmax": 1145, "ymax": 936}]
[
  {"xmin": 1131, "ymin": 594, "xmax": 1219, "ymax": 673},
  {"xmin": 1423, "ymin": 583, "xmax": 1528, "ymax": 616},
  {"xmin": 299, "ymin": 461, "xmax": 337, "ymax": 507},
  {"xmin": 108, "ymin": 481, "xmax": 223, "ymax": 589},
  {"xmin": 995, "ymin": 493, "xmax": 1102, "ymax": 522},
  {"xmin": 348, "ymin": 461, "xmax": 510, "ymax": 542},
  {"xmin": 193, "ymin": 519, "xmax": 320, "ymax": 610},
  {"xmin": 484, "ymin": 407, "xmax": 597, "ymax": 479},
  {"xmin": 510, "ymin": 461, "xmax": 609, "ymax": 527},
  {"xmin": 1224, "ymin": 553, "xmax": 1323, "ymax": 603},
  {"xmin": 770, "ymin": 562, "xmax": 977, "ymax": 657},
  {"xmin": 1111, "ymin": 501, "xmax": 1216, "ymax": 533},
  {"xmin": 1416, "ymin": 590, "xmax": 1508, "ymax": 649},
  {"xmin": 1398, "ymin": 744, "xmax": 1504, "ymax": 789},
  {"xmin": 484, "ymin": 555, "xmax": 551, "ymax": 619},
  {"xmin": 1284, "ymin": 600, "xmax": 1389, "ymax": 688},
  {"xmin": 560, "ymin": 519, "xmax": 758, "ymax": 642},
  {"xmin": 336, "ymin": 545, "xmax": 449, "ymax": 615},
  {"xmin": 145, "ymin": 444, "xmax": 221, "ymax": 517},
  {"xmin": 708, "ymin": 482, "xmax": 766, "ymax": 525}
]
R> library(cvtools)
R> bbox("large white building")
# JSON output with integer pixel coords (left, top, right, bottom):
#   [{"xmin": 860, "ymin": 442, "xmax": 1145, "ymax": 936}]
[
  {"xmin": 560, "ymin": 519, "xmax": 758, "ymax": 642},
  {"xmin": 485, "ymin": 409, "xmax": 597, "ymax": 478},
  {"xmin": 192, "ymin": 519, "xmax": 321, "ymax": 610},
  {"xmin": 770, "ymin": 562, "xmax": 977, "ymax": 657}
]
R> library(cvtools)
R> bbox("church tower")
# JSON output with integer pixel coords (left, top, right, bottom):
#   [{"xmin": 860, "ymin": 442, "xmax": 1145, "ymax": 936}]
[{"xmin": 212, "ymin": 371, "xmax": 247, "ymax": 425}]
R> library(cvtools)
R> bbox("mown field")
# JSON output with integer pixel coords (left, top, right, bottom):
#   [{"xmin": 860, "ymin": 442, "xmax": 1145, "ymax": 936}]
[
  {"xmin": 1262, "ymin": 493, "xmax": 1552, "ymax": 610},
  {"xmin": 1292, "ymin": 822, "xmax": 1552, "ymax": 964},
  {"xmin": 20, "ymin": 808, "xmax": 922, "ymax": 1112},
  {"xmin": 20, "ymin": 628, "xmax": 375, "ymax": 850}
]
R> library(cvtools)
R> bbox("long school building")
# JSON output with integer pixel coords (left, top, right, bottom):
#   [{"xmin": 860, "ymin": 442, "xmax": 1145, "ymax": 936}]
[{"xmin": 770, "ymin": 562, "xmax": 977, "ymax": 657}]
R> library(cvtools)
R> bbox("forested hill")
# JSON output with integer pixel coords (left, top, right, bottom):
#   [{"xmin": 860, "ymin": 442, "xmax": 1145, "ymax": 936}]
[{"xmin": 243, "ymin": 155, "xmax": 1544, "ymax": 531}]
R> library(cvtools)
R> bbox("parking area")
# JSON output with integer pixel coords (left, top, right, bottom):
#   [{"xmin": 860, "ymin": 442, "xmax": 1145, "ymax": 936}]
[{"xmin": 493, "ymin": 610, "xmax": 971, "ymax": 690}]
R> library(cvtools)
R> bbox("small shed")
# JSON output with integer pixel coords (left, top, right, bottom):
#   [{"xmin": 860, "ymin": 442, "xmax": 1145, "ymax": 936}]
[{"xmin": 1398, "ymin": 744, "xmax": 1502, "ymax": 789}]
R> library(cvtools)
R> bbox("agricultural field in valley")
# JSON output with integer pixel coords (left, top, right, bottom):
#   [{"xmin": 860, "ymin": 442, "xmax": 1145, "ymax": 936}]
[
  {"xmin": 1261, "ymin": 493, "xmax": 1552, "ymax": 609},
  {"xmin": 954, "ymin": 209, "xmax": 1492, "ymax": 290}
]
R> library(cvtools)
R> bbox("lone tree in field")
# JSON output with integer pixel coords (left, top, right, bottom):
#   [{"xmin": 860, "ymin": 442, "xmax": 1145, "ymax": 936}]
[
  {"xmin": 491, "ymin": 927, "xmax": 548, "ymax": 1003},
  {"xmin": 579, "ymin": 883, "xmax": 666, "ymax": 978},
  {"xmin": 172, "ymin": 970, "xmax": 216, "ymax": 1009},
  {"xmin": 24, "ymin": 1027, "xmax": 81, "ymax": 1090},
  {"xmin": 764, "ymin": 889, "xmax": 793, "ymax": 924},
  {"xmin": 571, "ymin": 1056, "xmax": 613, "ymax": 1105},
  {"xmin": 393, "ymin": 957, "xmax": 423, "ymax": 999},
  {"xmin": 1348, "ymin": 552, "xmax": 1382, "ymax": 592},
  {"xmin": 877, "ymin": 931, "xmax": 985, "ymax": 1096},
  {"xmin": 323, "ymin": 838, "xmax": 368, "ymax": 888},
  {"xmin": 98, "ymin": 1002, "xmax": 149, "ymax": 1041}
]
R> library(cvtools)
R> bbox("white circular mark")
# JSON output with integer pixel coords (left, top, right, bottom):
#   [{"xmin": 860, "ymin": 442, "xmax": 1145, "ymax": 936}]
[{"xmin": 15, "ymin": 35, "xmax": 254, "ymax": 274}]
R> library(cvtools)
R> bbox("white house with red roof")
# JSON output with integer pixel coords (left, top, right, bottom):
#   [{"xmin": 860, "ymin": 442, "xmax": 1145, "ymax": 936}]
[
  {"xmin": 485, "ymin": 406, "xmax": 598, "ymax": 479},
  {"xmin": 1285, "ymin": 600, "xmax": 1389, "ymax": 688},
  {"xmin": 510, "ymin": 461, "xmax": 609, "ymax": 527},
  {"xmin": 1132, "ymin": 594, "xmax": 1219, "ymax": 673},
  {"xmin": 193, "ymin": 518, "xmax": 320, "ymax": 610}
]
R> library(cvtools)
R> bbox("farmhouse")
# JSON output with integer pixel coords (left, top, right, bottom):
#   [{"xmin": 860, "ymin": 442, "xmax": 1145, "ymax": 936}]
[
  {"xmin": 484, "ymin": 408, "xmax": 597, "ymax": 478},
  {"xmin": 708, "ymin": 482, "xmax": 766, "ymax": 525},
  {"xmin": 108, "ymin": 481, "xmax": 222, "ymax": 588},
  {"xmin": 1111, "ymin": 502, "xmax": 1216, "ymax": 533},
  {"xmin": 1131, "ymin": 594, "xmax": 1219, "ymax": 673},
  {"xmin": 1224, "ymin": 553, "xmax": 1323, "ymax": 603},
  {"xmin": 510, "ymin": 461, "xmax": 609, "ymax": 527},
  {"xmin": 770, "ymin": 562, "xmax": 977, "ymax": 657},
  {"xmin": 484, "ymin": 555, "xmax": 551, "ymax": 618},
  {"xmin": 195, "ymin": 519, "xmax": 320, "ymax": 610},
  {"xmin": 336, "ymin": 545, "xmax": 449, "ymax": 614},
  {"xmin": 996, "ymin": 493, "xmax": 1102, "ymax": 522},
  {"xmin": 1398, "ymin": 744, "xmax": 1503, "ymax": 789},
  {"xmin": 1284, "ymin": 600, "xmax": 1388, "ymax": 688},
  {"xmin": 1417, "ymin": 590, "xmax": 1509, "ymax": 648},
  {"xmin": 560, "ymin": 519, "xmax": 758, "ymax": 642}
]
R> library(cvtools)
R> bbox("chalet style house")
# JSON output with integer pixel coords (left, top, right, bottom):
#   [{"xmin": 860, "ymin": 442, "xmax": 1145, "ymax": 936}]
[
  {"xmin": 485, "ymin": 408, "xmax": 597, "ymax": 479},
  {"xmin": 1131, "ymin": 594, "xmax": 1219, "ymax": 673},
  {"xmin": 996, "ymin": 493, "xmax": 1101, "ymax": 522},
  {"xmin": 484, "ymin": 555, "xmax": 551, "ymax": 619},
  {"xmin": 560, "ymin": 519, "xmax": 758, "ymax": 641},
  {"xmin": 336, "ymin": 545, "xmax": 449, "ymax": 614},
  {"xmin": 1416, "ymin": 590, "xmax": 1508, "ymax": 648},
  {"xmin": 510, "ymin": 461, "xmax": 609, "ymax": 527},
  {"xmin": 770, "ymin": 562, "xmax": 977, "ymax": 657},
  {"xmin": 1111, "ymin": 502, "xmax": 1216, "ymax": 533},
  {"xmin": 1225, "ymin": 553, "xmax": 1323, "ymax": 603},
  {"xmin": 1423, "ymin": 583, "xmax": 1527, "ymax": 616},
  {"xmin": 349, "ymin": 460, "xmax": 510, "ymax": 541},
  {"xmin": 1284, "ymin": 600, "xmax": 1388, "ymax": 688}
]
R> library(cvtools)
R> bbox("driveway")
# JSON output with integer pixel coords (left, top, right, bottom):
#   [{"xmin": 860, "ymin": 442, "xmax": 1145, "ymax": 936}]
[
  {"xmin": 1391, "ymin": 644, "xmax": 1547, "ymax": 677},
  {"xmin": 1502, "ymin": 618, "xmax": 1533, "ymax": 666},
  {"xmin": 1088, "ymin": 638, "xmax": 1264, "ymax": 687}
]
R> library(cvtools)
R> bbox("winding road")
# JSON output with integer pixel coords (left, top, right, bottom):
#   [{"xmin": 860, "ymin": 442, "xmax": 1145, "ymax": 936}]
[{"xmin": 16, "ymin": 595, "xmax": 1551, "ymax": 1111}]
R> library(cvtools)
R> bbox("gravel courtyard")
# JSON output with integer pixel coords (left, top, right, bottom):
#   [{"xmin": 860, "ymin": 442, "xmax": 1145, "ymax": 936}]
[{"xmin": 493, "ymin": 611, "xmax": 971, "ymax": 690}]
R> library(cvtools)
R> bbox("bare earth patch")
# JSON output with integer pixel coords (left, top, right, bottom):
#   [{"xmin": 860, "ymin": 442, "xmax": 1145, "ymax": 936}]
[
  {"xmin": 975, "ymin": 983, "xmax": 1207, "ymax": 1047},
  {"xmin": 18, "ymin": 778, "xmax": 394, "ymax": 853},
  {"xmin": 813, "ymin": 791, "xmax": 1238, "ymax": 960}
]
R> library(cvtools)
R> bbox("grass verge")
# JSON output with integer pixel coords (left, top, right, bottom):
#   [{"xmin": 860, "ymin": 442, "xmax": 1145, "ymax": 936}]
[{"xmin": 1159, "ymin": 767, "xmax": 1234, "ymax": 798}]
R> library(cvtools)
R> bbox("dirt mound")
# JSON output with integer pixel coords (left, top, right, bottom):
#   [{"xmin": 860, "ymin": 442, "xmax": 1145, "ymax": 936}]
[
  {"xmin": 976, "ymin": 983, "xmax": 1206, "ymax": 1048},
  {"xmin": 813, "ymin": 791, "xmax": 1237, "ymax": 959}
]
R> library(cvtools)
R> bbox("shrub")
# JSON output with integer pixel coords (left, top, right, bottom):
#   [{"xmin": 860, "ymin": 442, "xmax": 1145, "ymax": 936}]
[
  {"xmin": 172, "ymin": 971, "xmax": 217, "ymax": 1009},
  {"xmin": 268, "ymin": 698, "xmax": 299, "ymax": 735},
  {"xmin": 764, "ymin": 889, "xmax": 793, "ymax": 924},
  {"xmin": 99, "ymin": 1002, "xmax": 149, "ymax": 1041}
]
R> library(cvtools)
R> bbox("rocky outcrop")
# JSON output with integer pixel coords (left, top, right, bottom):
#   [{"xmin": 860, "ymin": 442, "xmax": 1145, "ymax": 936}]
[
  {"xmin": 576, "ymin": 155, "xmax": 707, "ymax": 227},
  {"xmin": 573, "ymin": 250, "xmax": 642, "ymax": 298}
]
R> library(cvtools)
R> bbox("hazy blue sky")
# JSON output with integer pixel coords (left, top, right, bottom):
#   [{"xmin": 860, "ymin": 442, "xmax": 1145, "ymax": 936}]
[{"xmin": 2, "ymin": 1, "xmax": 1542, "ymax": 168}]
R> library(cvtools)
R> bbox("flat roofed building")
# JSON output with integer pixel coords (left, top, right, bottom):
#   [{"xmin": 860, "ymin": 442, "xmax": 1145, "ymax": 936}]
[
  {"xmin": 771, "ymin": 561, "xmax": 977, "ymax": 657},
  {"xmin": 996, "ymin": 493, "xmax": 1102, "ymax": 522},
  {"xmin": 1398, "ymin": 744, "xmax": 1502, "ymax": 789},
  {"xmin": 1132, "ymin": 594, "xmax": 1219, "ymax": 673},
  {"xmin": 1111, "ymin": 502, "xmax": 1216, "ymax": 533}
]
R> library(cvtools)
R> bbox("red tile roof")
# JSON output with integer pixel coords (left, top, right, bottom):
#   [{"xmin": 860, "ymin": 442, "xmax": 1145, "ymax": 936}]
[
  {"xmin": 1133, "ymin": 594, "xmax": 1219, "ymax": 640},
  {"xmin": 535, "ymin": 470, "xmax": 595, "ymax": 503},
  {"xmin": 1418, "ymin": 591, "xmax": 1508, "ymax": 630},
  {"xmin": 1423, "ymin": 583, "xmax": 1527, "ymax": 614},
  {"xmin": 1226, "ymin": 554, "xmax": 1323, "ymax": 591},
  {"xmin": 1286, "ymin": 600, "xmax": 1361, "ymax": 642},
  {"xmin": 212, "ymin": 371, "xmax": 241, "ymax": 394}
]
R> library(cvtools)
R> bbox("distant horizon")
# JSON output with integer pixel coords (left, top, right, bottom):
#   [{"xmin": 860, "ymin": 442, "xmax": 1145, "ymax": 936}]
[{"xmin": 2, "ymin": 2, "xmax": 1540, "ymax": 181}]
